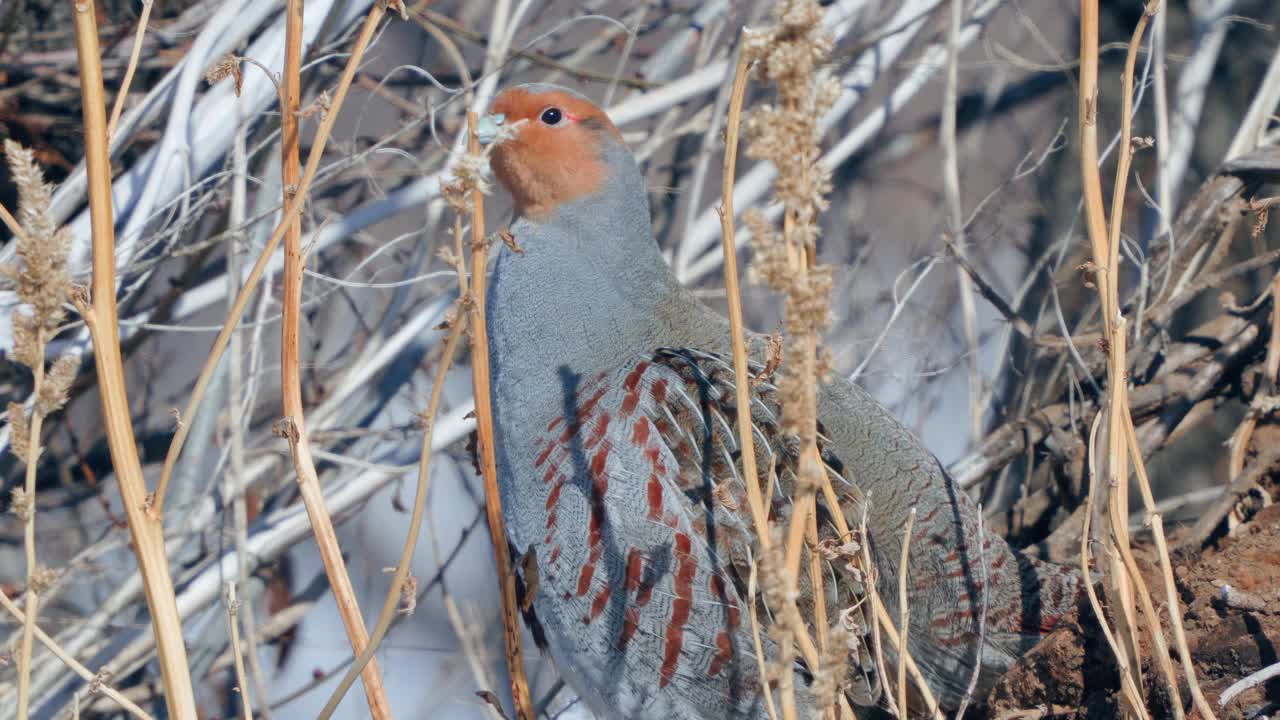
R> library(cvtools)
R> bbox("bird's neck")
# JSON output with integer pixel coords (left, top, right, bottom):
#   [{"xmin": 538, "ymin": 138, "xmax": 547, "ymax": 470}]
[{"xmin": 485, "ymin": 164, "xmax": 718, "ymax": 438}]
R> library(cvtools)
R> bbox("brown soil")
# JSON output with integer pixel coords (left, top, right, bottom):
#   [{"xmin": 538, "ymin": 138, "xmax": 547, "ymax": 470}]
[{"xmin": 987, "ymin": 504, "xmax": 1280, "ymax": 719}]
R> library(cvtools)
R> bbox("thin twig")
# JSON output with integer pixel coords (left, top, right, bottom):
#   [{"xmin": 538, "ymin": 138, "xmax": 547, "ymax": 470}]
[
  {"xmin": 106, "ymin": 0, "xmax": 153, "ymax": 140},
  {"xmin": 0, "ymin": 591, "xmax": 154, "ymax": 720},
  {"xmin": 719, "ymin": 45, "xmax": 771, "ymax": 549},
  {"xmin": 226, "ymin": 109, "xmax": 270, "ymax": 711},
  {"xmin": 70, "ymin": 3, "xmax": 197, "ymax": 716},
  {"xmin": 1218, "ymin": 660, "xmax": 1280, "ymax": 708},
  {"xmin": 316, "ymin": 209, "xmax": 470, "ymax": 720},
  {"xmin": 955, "ymin": 505, "xmax": 987, "ymax": 720},
  {"xmin": 747, "ymin": 559, "xmax": 780, "ymax": 720},
  {"xmin": 465, "ymin": 110, "xmax": 535, "ymax": 720},
  {"xmin": 940, "ymin": 0, "xmax": 982, "ymax": 443},
  {"xmin": 1080, "ymin": 412, "xmax": 1147, "ymax": 711},
  {"xmin": 276, "ymin": 1, "xmax": 388, "ymax": 714},
  {"xmin": 223, "ymin": 583, "xmax": 253, "ymax": 720},
  {"xmin": 897, "ymin": 508, "xmax": 915, "ymax": 718},
  {"xmin": 152, "ymin": 0, "xmax": 394, "ymax": 517},
  {"xmin": 17, "ymin": 336, "xmax": 45, "ymax": 720}
]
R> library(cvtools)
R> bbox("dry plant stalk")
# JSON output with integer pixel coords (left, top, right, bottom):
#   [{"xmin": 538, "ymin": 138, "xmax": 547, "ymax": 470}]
[
  {"xmin": 464, "ymin": 110, "xmax": 536, "ymax": 720},
  {"xmin": 67, "ymin": 3, "xmax": 199, "ymax": 717},
  {"xmin": 274, "ymin": 1, "xmax": 389, "ymax": 716},
  {"xmin": 721, "ymin": 7, "xmax": 937, "ymax": 716},
  {"xmin": 737, "ymin": 1, "xmax": 842, "ymax": 714},
  {"xmin": 0, "ymin": 591, "xmax": 153, "ymax": 720},
  {"xmin": 105, "ymin": 0, "xmax": 153, "ymax": 140},
  {"xmin": 152, "ymin": 0, "xmax": 395, "ymax": 517},
  {"xmin": 223, "ymin": 583, "xmax": 253, "ymax": 720},
  {"xmin": 315, "ymin": 125, "xmax": 477, "ymax": 720},
  {"xmin": 1077, "ymin": 2, "xmax": 1216, "ymax": 718},
  {"xmin": 3, "ymin": 139, "xmax": 75, "ymax": 719},
  {"xmin": 897, "ymin": 509, "xmax": 915, "ymax": 718}
]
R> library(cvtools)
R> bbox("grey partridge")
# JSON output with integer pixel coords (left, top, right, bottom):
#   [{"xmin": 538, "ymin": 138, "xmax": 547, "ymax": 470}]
[{"xmin": 480, "ymin": 83, "xmax": 1079, "ymax": 718}]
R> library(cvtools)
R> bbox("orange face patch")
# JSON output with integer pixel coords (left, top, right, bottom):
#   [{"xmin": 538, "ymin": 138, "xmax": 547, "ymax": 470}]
[{"xmin": 488, "ymin": 87, "xmax": 623, "ymax": 220}]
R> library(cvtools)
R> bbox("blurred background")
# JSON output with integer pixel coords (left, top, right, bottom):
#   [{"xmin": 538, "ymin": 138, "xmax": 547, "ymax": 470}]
[{"xmin": 1, "ymin": 0, "xmax": 1278, "ymax": 717}]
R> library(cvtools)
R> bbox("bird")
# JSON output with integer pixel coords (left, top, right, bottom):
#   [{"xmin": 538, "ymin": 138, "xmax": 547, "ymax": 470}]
[{"xmin": 477, "ymin": 83, "xmax": 1080, "ymax": 718}]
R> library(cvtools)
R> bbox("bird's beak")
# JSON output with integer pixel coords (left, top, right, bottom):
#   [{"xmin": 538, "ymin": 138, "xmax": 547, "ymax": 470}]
[{"xmin": 477, "ymin": 113, "xmax": 505, "ymax": 145}]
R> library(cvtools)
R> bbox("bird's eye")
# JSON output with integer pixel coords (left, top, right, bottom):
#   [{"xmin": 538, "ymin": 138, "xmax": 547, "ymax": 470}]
[{"xmin": 540, "ymin": 107, "xmax": 563, "ymax": 126}]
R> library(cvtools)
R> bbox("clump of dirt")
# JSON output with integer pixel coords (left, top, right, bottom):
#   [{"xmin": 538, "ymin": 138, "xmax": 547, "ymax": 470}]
[{"xmin": 986, "ymin": 504, "xmax": 1280, "ymax": 719}]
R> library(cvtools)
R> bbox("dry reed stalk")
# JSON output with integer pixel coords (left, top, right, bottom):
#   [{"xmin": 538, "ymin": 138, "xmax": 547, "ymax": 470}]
[
  {"xmin": 747, "ymin": 560, "xmax": 781, "ymax": 720},
  {"xmin": 1081, "ymin": 414, "xmax": 1146, "ymax": 709},
  {"xmin": 17, "ymin": 345, "xmax": 43, "ymax": 719},
  {"xmin": 719, "ymin": 34, "xmax": 836, "ymax": 718},
  {"xmin": 1106, "ymin": 321, "xmax": 1184, "ymax": 719},
  {"xmin": 223, "ymin": 583, "xmax": 253, "ymax": 720},
  {"xmin": 823, "ymin": 474, "xmax": 939, "ymax": 717},
  {"xmin": 274, "ymin": 2, "xmax": 389, "ymax": 714},
  {"xmin": 105, "ymin": 0, "xmax": 153, "ymax": 140},
  {"xmin": 896, "ymin": 509, "xmax": 914, "ymax": 718},
  {"xmin": 4, "ymin": 136, "xmax": 76, "ymax": 718},
  {"xmin": 273, "ymin": 1, "xmax": 388, "ymax": 716},
  {"xmin": 856, "ymin": 505, "xmax": 896, "ymax": 718},
  {"xmin": 315, "ymin": 163, "xmax": 474, "ymax": 720},
  {"xmin": 152, "ymin": 0, "xmax": 394, "ymax": 516},
  {"xmin": 1079, "ymin": 2, "xmax": 1218, "ymax": 717},
  {"xmin": 1077, "ymin": 1, "xmax": 1143, "ymax": 714},
  {"xmin": 720, "ymin": 44, "xmax": 772, "ymax": 552},
  {"xmin": 68, "ymin": 3, "xmax": 198, "ymax": 716},
  {"xmin": 735, "ymin": 2, "xmax": 843, "ymax": 714},
  {"xmin": 0, "ymin": 591, "xmax": 154, "ymax": 720},
  {"xmin": 464, "ymin": 110, "xmax": 536, "ymax": 720}
]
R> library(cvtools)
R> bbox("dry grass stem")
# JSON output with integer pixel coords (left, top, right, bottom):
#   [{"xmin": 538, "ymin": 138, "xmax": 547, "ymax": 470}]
[
  {"xmin": 106, "ymin": 0, "xmax": 154, "ymax": 140},
  {"xmin": 1081, "ymin": 413, "xmax": 1147, "ymax": 711},
  {"xmin": 720, "ymin": 43, "xmax": 772, "ymax": 552},
  {"xmin": 823, "ymin": 466, "xmax": 939, "ymax": 716},
  {"xmin": 465, "ymin": 110, "xmax": 536, "ymax": 720},
  {"xmin": 274, "ymin": 2, "xmax": 389, "ymax": 714},
  {"xmin": 3, "ymin": 135, "xmax": 80, "ymax": 718},
  {"xmin": 0, "ymin": 591, "xmax": 154, "ymax": 720},
  {"xmin": 897, "ymin": 508, "xmax": 915, "ymax": 718},
  {"xmin": 262, "ymin": 1, "xmax": 383, "ymax": 716},
  {"xmin": 69, "ymin": 3, "xmax": 197, "ymax": 716},
  {"xmin": 223, "ymin": 583, "xmax": 253, "ymax": 720},
  {"xmin": 0, "ymin": 201, "xmax": 26, "ymax": 244},
  {"xmin": 316, "ymin": 170, "xmax": 472, "ymax": 720},
  {"xmin": 747, "ymin": 560, "xmax": 781, "ymax": 720},
  {"xmin": 3, "ymin": 137, "xmax": 71, "ymax": 720},
  {"xmin": 738, "ymin": 2, "xmax": 843, "ymax": 714},
  {"xmin": 1078, "ymin": 2, "xmax": 1217, "ymax": 717},
  {"xmin": 153, "ymin": 0, "xmax": 394, "ymax": 517}
]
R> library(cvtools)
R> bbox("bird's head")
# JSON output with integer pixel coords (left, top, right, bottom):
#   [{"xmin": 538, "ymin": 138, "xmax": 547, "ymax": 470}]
[{"xmin": 478, "ymin": 84, "xmax": 626, "ymax": 220}]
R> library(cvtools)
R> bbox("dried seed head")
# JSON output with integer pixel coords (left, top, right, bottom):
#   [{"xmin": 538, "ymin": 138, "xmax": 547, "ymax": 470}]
[
  {"xmin": 452, "ymin": 153, "xmax": 492, "ymax": 197},
  {"xmin": 205, "ymin": 54, "xmax": 244, "ymax": 95},
  {"xmin": 10, "ymin": 487, "xmax": 33, "ymax": 521},
  {"xmin": 8, "ymin": 403, "xmax": 32, "ymax": 465},
  {"xmin": 37, "ymin": 354, "xmax": 78, "ymax": 415},
  {"xmin": 29, "ymin": 566, "xmax": 57, "ymax": 594},
  {"xmin": 10, "ymin": 310, "xmax": 39, "ymax": 370},
  {"xmin": 4, "ymin": 141, "xmax": 72, "ymax": 342},
  {"xmin": 398, "ymin": 574, "xmax": 418, "ymax": 615}
]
